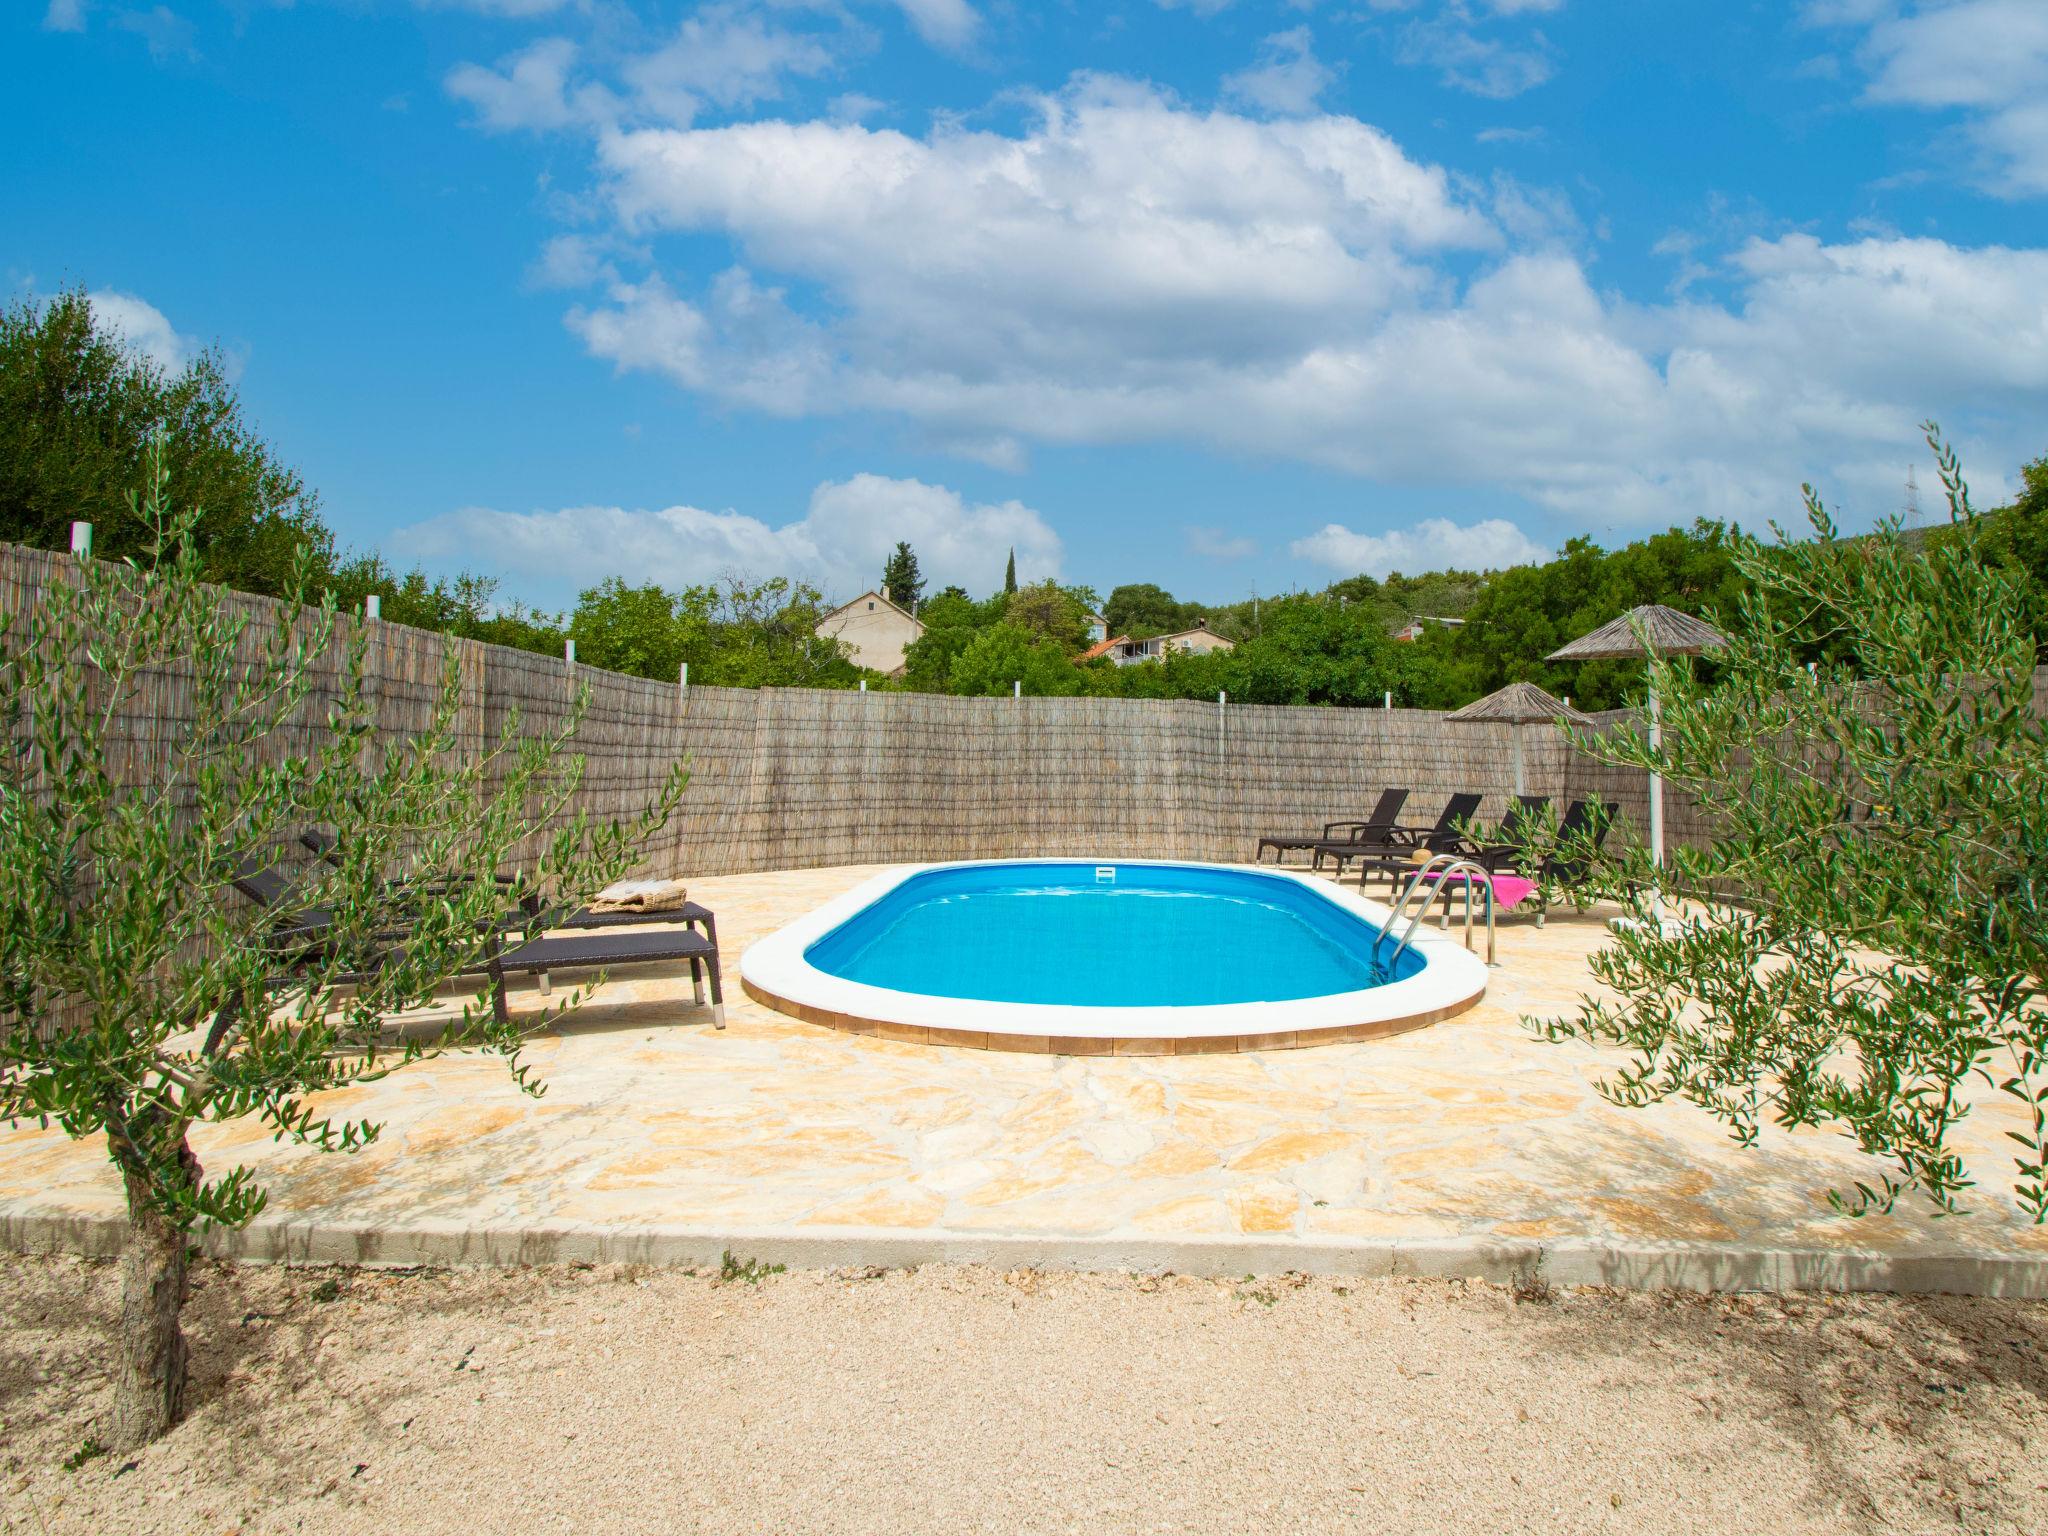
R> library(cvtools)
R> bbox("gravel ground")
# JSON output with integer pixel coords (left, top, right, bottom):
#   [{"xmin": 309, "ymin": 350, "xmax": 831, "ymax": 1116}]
[{"xmin": 3, "ymin": 1253, "xmax": 2046, "ymax": 1535}]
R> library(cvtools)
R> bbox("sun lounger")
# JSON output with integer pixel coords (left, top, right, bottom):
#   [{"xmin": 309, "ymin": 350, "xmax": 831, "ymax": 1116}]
[
  {"xmin": 1319, "ymin": 793, "xmax": 1484, "ymax": 885},
  {"xmin": 1453, "ymin": 795, "xmax": 1551, "ymax": 867},
  {"xmin": 213, "ymin": 852, "xmax": 725, "ymax": 1049},
  {"xmin": 1395, "ymin": 798, "xmax": 1617, "ymax": 925},
  {"xmin": 1256, "ymin": 789, "xmax": 1410, "ymax": 865},
  {"xmin": 480, "ymin": 925, "xmax": 723, "ymax": 1028},
  {"xmin": 298, "ymin": 828, "xmax": 713, "ymax": 941}
]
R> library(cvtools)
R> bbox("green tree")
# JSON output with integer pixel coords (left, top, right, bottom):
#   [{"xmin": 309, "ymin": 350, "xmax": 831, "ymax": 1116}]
[
  {"xmin": 901, "ymin": 623, "xmax": 980, "ymax": 692},
  {"xmin": 1005, "ymin": 579, "xmax": 1089, "ymax": 649},
  {"xmin": 1380, "ymin": 568, "xmax": 1486, "ymax": 625},
  {"xmin": 1003, "ymin": 547, "xmax": 1017, "ymax": 595},
  {"xmin": 947, "ymin": 621, "xmax": 1082, "ymax": 696},
  {"xmin": 694, "ymin": 574, "xmax": 862, "ymax": 688},
  {"xmin": 325, "ymin": 556, "xmax": 565, "ymax": 658},
  {"xmin": 1218, "ymin": 598, "xmax": 1412, "ymax": 706},
  {"xmin": 1971, "ymin": 455, "xmax": 2048, "ymax": 659},
  {"xmin": 1103, "ymin": 582, "xmax": 1204, "ymax": 640},
  {"xmin": 896, "ymin": 584, "xmax": 991, "ymax": 691},
  {"xmin": 0, "ymin": 289, "xmax": 330, "ymax": 598},
  {"xmin": 914, "ymin": 587, "xmax": 979, "ymax": 630},
  {"xmin": 567, "ymin": 578, "xmax": 706, "ymax": 681},
  {"xmin": 0, "ymin": 447, "xmax": 685, "ymax": 1445},
  {"xmin": 1443, "ymin": 523, "xmax": 1744, "ymax": 708},
  {"xmin": 1537, "ymin": 430, "xmax": 2048, "ymax": 1219},
  {"xmin": 881, "ymin": 541, "xmax": 925, "ymax": 611}
]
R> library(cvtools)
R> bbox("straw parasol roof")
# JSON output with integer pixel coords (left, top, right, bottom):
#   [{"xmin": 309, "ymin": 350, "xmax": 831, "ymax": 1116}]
[
  {"xmin": 1444, "ymin": 680, "xmax": 1596, "ymax": 727},
  {"xmin": 1546, "ymin": 604, "xmax": 1726, "ymax": 662}
]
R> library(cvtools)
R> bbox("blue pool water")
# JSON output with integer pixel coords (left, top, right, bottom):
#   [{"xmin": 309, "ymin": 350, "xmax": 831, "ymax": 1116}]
[{"xmin": 803, "ymin": 862, "xmax": 1422, "ymax": 1007}]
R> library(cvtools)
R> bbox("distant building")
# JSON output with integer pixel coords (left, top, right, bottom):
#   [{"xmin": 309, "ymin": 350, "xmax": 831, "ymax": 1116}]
[
  {"xmin": 1084, "ymin": 611, "xmax": 1110, "ymax": 644},
  {"xmin": 1391, "ymin": 615, "xmax": 1467, "ymax": 644},
  {"xmin": 1098, "ymin": 620, "xmax": 1237, "ymax": 667},
  {"xmin": 1077, "ymin": 633, "xmax": 1128, "ymax": 664},
  {"xmin": 816, "ymin": 590, "xmax": 925, "ymax": 676}
]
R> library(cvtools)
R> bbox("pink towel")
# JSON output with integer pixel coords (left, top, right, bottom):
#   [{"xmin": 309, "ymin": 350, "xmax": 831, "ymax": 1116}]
[{"xmin": 1417, "ymin": 870, "xmax": 1539, "ymax": 911}]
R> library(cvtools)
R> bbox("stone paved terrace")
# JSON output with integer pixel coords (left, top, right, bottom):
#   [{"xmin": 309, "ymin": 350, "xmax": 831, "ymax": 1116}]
[{"xmin": 4, "ymin": 864, "xmax": 2045, "ymax": 1294}]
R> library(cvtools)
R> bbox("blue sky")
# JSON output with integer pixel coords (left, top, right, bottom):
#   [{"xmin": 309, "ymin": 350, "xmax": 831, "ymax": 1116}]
[{"xmin": 10, "ymin": 1, "xmax": 2048, "ymax": 609}]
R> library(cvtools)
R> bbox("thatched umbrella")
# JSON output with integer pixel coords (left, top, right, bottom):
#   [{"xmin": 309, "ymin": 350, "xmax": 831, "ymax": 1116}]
[
  {"xmin": 1547, "ymin": 604, "xmax": 1726, "ymax": 924},
  {"xmin": 1444, "ymin": 681, "xmax": 1595, "ymax": 797}
]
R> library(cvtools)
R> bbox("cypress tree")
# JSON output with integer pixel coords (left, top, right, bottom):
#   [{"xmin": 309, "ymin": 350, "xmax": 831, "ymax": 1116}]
[{"xmin": 881, "ymin": 541, "xmax": 924, "ymax": 609}]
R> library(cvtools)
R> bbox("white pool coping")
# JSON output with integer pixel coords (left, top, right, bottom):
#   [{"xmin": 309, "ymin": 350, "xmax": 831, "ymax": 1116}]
[{"xmin": 739, "ymin": 859, "xmax": 1490, "ymax": 1045}]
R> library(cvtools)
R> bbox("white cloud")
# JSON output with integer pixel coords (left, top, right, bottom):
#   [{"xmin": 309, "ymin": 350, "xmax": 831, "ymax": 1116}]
[
  {"xmin": 829, "ymin": 92, "xmax": 888, "ymax": 123},
  {"xmin": 891, "ymin": 0, "xmax": 979, "ymax": 52},
  {"xmin": 1397, "ymin": 10, "xmax": 1556, "ymax": 99},
  {"xmin": 1700, "ymin": 234, "xmax": 2048, "ymax": 399},
  {"xmin": 1224, "ymin": 28, "xmax": 1338, "ymax": 117},
  {"xmin": 1291, "ymin": 517, "xmax": 1549, "ymax": 576},
  {"xmin": 115, "ymin": 5, "xmax": 197, "ymax": 64},
  {"xmin": 87, "ymin": 289, "xmax": 196, "ymax": 373},
  {"xmin": 446, "ymin": 38, "xmax": 601, "ymax": 133},
  {"xmin": 592, "ymin": 79, "xmax": 1495, "ymax": 383},
  {"xmin": 1851, "ymin": 0, "xmax": 2048, "ymax": 195},
  {"xmin": 43, "ymin": 0, "xmax": 87, "ymax": 30},
  {"xmin": 1187, "ymin": 526, "xmax": 1258, "ymax": 560},
  {"xmin": 393, "ymin": 475, "xmax": 1061, "ymax": 604},
  {"xmin": 417, "ymin": 0, "xmax": 572, "ymax": 15},
  {"xmin": 478, "ymin": 66, "xmax": 2045, "ymax": 540},
  {"xmin": 1801, "ymin": 1, "xmax": 1893, "ymax": 22},
  {"xmin": 567, "ymin": 270, "xmax": 838, "ymax": 418},
  {"xmin": 622, "ymin": 5, "xmax": 838, "ymax": 125},
  {"xmin": 1859, "ymin": 0, "xmax": 2046, "ymax": 109},
  {"xmin": 528, "ymin": 232, "xmax": 650, "ymax": 289},
  {"xmin": 446, "ymin": 9, "xmax": 855, "ymax": 134}
]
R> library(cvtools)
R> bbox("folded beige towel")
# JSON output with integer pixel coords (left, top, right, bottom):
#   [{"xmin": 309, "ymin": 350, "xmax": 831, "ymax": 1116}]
[{"xmin": 589, "ymin": 878, "xmax": 691, "ymax": 913}]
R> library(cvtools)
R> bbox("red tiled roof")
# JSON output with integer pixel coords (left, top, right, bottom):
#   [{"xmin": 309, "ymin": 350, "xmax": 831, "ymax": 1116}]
[{"xmin": 1076, "ymin": 634, "xmax": 1130, "ymax": 663}]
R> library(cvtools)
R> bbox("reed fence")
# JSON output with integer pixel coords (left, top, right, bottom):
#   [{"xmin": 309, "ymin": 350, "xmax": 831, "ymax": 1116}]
[{"xmin": 5, "ymin": 541, "xmax": 2042, "ymax": 879}]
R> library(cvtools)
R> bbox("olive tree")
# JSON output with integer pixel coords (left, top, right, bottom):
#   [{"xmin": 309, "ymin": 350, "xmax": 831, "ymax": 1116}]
[
  {"xmin": 1538, "ymin": 429, "xmax": 2047, "ymax": 1220},
  {"xmin": 0, "ymin": 447, "xmax": 684, "ymax": 1446}
]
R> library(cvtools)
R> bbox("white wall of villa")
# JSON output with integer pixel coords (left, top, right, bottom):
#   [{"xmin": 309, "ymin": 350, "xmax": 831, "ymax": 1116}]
[{"xmin": 816, "ymin": 591, "xmax": 924, "ymax": 676}]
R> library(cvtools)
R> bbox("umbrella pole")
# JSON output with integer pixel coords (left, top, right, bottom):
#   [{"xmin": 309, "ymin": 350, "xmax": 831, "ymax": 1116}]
[{"xmin": 1648, "ymin": 678, "xmax": 1666, "ymax": 926}]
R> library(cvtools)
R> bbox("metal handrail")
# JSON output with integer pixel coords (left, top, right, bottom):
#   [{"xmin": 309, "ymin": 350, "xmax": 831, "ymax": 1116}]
[
  {"xmin": 1375, "ymin": 852, "xmax": 1460, "ymax": 956},
  {"xmin": 1377, "ymin": 853, "xmax": 1497, "ymax": 967}
]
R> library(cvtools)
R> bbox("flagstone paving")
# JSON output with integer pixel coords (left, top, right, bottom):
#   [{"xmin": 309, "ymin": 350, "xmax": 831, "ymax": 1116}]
[{"xmin": 4, "ymin": 863, "xmax": 2045, "ymax": 1293}]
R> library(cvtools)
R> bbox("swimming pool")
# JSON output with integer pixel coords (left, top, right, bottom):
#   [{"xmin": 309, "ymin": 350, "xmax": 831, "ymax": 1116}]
[{"xmin": 740, "ymin": 860, "xmax": 1489, "ymax": 1053}]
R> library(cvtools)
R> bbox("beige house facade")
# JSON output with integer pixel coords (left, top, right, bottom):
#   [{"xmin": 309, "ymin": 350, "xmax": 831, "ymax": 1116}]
[
  {"xmin": 1105, "ymin": 622, "xmax": 1237, "ymax": 667},
  {"xmin": 816, "ymin": 591, "xmax": 925, "ymax": 676}
]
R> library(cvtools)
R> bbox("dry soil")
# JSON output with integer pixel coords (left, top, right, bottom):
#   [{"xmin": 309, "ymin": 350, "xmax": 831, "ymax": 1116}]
[{"xmin": 3, "ymin": 1253, "xmax": 2046, "ymax": 1534}]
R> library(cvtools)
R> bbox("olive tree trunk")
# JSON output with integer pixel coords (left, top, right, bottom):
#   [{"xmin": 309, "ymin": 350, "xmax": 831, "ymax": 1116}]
[{"xmin": 109, "ymin": 1134, "xmax": 198, "ymax": 1450}]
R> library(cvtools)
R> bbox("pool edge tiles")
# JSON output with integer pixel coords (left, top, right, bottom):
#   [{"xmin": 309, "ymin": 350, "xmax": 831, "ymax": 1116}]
[{"xmin": 739, "ymin": 860, "xmax": 1490, "ymax": 1054}]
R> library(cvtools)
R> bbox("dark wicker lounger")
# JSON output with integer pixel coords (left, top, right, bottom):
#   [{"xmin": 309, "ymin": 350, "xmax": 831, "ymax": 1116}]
[
  {"xmin": 214, "ymin": 858, "xmax": 725, "ymax": 1050},
  {"xmin": 1256, "ymin": 788, "xmax": 1410, "ymax": 865},
  {"xmin": 299, "ymin": 828, "xmax": 713, "ymax": 942},
  {"xmin": 486, "ymin": 925, "xmax": 724, "ymax": 1028},
  {"xmin": 1390, "ymin": 798, "xmax": 1618, "ymax": 926},
  {"xmin": 1313, "ymin": 792, "xmax": 1484, "ymax": 883},
  {"xmin": 1352, "ymin": 794, "xmax": 1546, "ymax": 891}
]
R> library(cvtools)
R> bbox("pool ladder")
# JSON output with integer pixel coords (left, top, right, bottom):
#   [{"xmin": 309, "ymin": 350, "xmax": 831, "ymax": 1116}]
[{"xmin": 1377, "ymin": 854, "xmax": 1497, "ymax": 968}]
